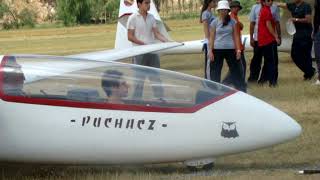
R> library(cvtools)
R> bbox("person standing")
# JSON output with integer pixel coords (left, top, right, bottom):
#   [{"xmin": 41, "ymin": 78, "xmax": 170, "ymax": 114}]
[
  {"xmin": 222, "ymin": 0, "xmax": 246, "ymax": 86},
  {"xmin": 314, "ymin": 0, "xmax": 320, "ymax": 85},
  {"xmin": 258, "ymin": 0, "xmax": 280, "ymax": 87},
  {"xmin": 200, "ymin": 0, "xmax": 217, "ymax": 79},
  {"xmin": 248, "ymin": 0, "xmax": 281, "ymax": 83},
  {"xmin": 127, "ymin": 0, "xmax": 168, "ymax": 99},
  {"xmin": 277, "ymin": 0, "xmax": 315, "ymax": 80},
  {"xmin": 208, "ymin": 0, "xmax": 246, "ymax": 92}
]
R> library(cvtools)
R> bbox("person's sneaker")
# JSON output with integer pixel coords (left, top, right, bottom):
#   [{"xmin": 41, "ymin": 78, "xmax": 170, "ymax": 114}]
[
  {"xmin": 269, "ymin": 83, "xmax": 278, "ymax": 88},
  {"xmin": 314, "ymin": 79, "xmax": 320, "ymax": 85},
  {"xmin": 304, "ymin": 73, "xmax": 315, "ymax": 80},
  {"xmin": 257, "ymin": 79, "xmax": 267, "ymax": 86},
  {"xmin": 247, "ymin": 77, "xmax": 257, "ymax": 83}
]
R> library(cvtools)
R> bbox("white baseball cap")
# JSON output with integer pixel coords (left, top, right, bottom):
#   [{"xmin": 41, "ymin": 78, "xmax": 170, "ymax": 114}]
[{"xmin": 216, "ymin": 0, "xmax": 230, "ymax": 10}]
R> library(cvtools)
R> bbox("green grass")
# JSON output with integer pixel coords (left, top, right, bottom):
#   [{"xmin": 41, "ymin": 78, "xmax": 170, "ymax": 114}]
[{"xmin": 0, "ymin": 17, "xmax": 320, "ymax": 179}]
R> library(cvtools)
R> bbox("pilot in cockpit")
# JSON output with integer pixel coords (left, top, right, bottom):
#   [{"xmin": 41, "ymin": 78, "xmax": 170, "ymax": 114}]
[
  {"xmin": 101, "ymin": 70, "xmax": 129, "ymax": 104},
  {"xmin": 3, "ymin": 57, "xmax": 26, "ymax": 96}
]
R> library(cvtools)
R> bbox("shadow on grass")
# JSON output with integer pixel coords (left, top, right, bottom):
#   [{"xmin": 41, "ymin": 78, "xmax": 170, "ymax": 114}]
[{"xmin": 0, "ymin": 161, "xmax": 316, "ymax": 179}]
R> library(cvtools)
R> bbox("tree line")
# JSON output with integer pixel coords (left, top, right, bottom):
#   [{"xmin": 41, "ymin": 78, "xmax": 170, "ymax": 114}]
[{"xmin": 0, "ymin": 0, "xmax": 258, "ymax": 29}]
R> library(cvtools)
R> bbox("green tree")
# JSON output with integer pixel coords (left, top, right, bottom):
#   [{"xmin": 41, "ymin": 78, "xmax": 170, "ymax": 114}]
[
  {"xmin": 56, "ymin": 0, "xmax": 93, "ymax": 26},
  {"xmin": 105, "ymin": 0, "xmax": 120, "ymax": 21},
  {"xmin": 18, "ymin": 8, "xmax": 36, "ymax": 28},
  {"xmin": 239, "ymin": 0, "xmax": 256, "ymax": 15},
  {"xmin": 92, "ymin": 0, "xmax": 107, "ymax": 23}
]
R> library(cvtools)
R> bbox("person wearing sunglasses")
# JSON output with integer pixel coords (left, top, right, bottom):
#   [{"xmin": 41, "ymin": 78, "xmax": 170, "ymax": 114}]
[{"xmin": 208, "ymin": 0, "xmax": 246, "ymax": 92}]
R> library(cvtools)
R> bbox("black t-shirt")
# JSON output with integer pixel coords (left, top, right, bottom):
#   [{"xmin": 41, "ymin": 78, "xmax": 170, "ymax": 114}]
[
  {"xmin": 315, "ymin": 0, "xmax": 320, "ymax": 33},
  {"xmin": 287, "ymin": 2, "xmax": 313, "ymax": 39}
]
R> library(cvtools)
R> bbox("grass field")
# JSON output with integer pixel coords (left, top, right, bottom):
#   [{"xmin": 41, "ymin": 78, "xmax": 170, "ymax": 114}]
[{"xmin": 0, "ymin": 17, "xmax": 320, "ymax": 179}]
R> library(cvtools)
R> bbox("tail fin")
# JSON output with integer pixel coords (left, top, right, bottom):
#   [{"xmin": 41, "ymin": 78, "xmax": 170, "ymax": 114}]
[{"xmin": 115, "ymin": 0, "xmax": 172, "ymax": 49}]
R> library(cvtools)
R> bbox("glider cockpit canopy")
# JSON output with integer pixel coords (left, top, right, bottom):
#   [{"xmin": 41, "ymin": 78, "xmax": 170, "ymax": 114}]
[{"xmin": 0, "ymin": 55, "xmax": 235, "ymax": 113}]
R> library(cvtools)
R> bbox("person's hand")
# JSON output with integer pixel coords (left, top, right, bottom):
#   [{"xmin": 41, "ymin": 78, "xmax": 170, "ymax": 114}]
[
  {"xmin": 236, "ymin": 50, "xmax": 241, "ymax": 61},
  {"xmin": 290, "ymin": 18, "xmax": 297, "ymax": 23},
  {"xmin": 250, "ymin": 39, "xmax": 255, "ymax": 47},
  {"xmin": 275, "ymin": 36, "xmax": 280, "ymax": 45},
  {"xmin": 209, "ymin": 51, "xmax": 214, "ymax": 62},
  {"xmin": 277, "ymin": 37, "xmax": 282, "ymax": 46}
]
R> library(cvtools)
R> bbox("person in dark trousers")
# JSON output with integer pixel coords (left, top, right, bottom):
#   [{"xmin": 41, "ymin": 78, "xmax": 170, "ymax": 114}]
[
  {"xmin": 248, "ymin": 0, "xmax": 281, "ymax": 83},
  {"xmin": 222, "ymin": 0, "xmax": 246, "ymax": 87},
  {"xmin": 208, "ymin": 0, "xmax": 246, "ymax": 92},
  {"xmin": 258, "ymin": 0, "xmax": 280, "ymax": 87},
  {"xmin": 200, "ymin": 0, "xmax": 217, "ymax": 79},
  {"xmin": 314, "ymin": 0, "xmax": 320, "ymax": 85},
  {"xmin": 257, "ymin": 0, "xmax": 281, "ymax": 84},
  {"xmin": 277, "ymin": 0, "xmax": 315, "ymax": 80}
]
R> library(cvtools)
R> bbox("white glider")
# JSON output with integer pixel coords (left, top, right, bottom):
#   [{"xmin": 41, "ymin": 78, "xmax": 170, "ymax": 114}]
[
  {"xmin": 0, "ymin": 0, "xmax": 305, "ymax": 168},
  {"xmin": 0, "ymin": 55, "xmax": 301, "ymax": 166}
]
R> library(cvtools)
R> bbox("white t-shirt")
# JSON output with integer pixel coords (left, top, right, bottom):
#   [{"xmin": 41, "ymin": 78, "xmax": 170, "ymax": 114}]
[{"xmin": 127, "ymin": 12, "xmax": 157, "ymax": 46}]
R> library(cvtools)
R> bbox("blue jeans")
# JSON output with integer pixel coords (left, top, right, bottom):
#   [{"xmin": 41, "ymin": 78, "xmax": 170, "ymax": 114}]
[{"xmin": 314, "ymin": 31, "xmax": 320, "ymax": 79}]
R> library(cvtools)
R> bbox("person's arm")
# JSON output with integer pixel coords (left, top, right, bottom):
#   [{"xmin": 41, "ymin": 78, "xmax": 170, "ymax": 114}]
[
  {"xmin": 276, "ymin": 21, "xmax": 281, "ymax": 45},
  {"xmin": 249, "ymin": 5, "xmax": 256, "ymax": 47},
  {"xmin": 233, "ymin": 24, "xmax": 241, "ymax": 60},
  {"xmin": 266, "ymin": 20, "xmax": 280, "ymax": 44},
  {"xmin": 152, "ymin": 27, "xmax": 168, "ymax": 42},
  {"xmin": 291, "ymin": 15, "xmax": 312, "ymax": 24},
  {"xmin": 238, "ymin": 21, "xmax": 244, "ymax": 31},
  {"xmin": 128, "ymin": 29, "xmax": 145, "ymax": 45},
  {"xmin": 203, "ymin": 20, "xmax": 210, "ymax": 40},
  {"xmin": 208, "ymin": 26, "xmax": 216, "ymax": 62},
  {"xmin": 315, "ymin": 1, "xmax": 320, "ymax": 34},
  {"xmin": 274, "ymin": 5, "xmax": 281, "ymax": 45},
  {"xmin": 250, "ymin": 22, "xmax": 255, "ymax": 47}
]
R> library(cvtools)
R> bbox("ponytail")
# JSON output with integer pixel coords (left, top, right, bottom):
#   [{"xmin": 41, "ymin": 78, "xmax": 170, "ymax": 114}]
[
  {"xmin": 200, "ymin": 0, "xmax": 214, "ymax": 23},
  {"xmin": 222, "ymin": 14, "xmax": 231, "ymax": 26}
]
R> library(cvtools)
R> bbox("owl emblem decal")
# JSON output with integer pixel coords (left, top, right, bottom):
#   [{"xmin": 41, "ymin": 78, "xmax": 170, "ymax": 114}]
[{"xmin": 221, "ymin": 122, "xmax": 239, "ymax": 138}]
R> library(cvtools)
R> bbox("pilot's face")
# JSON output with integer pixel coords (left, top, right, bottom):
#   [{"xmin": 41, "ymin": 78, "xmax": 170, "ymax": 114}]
[{"xmin": 118, "ymin": 79, "xmax": 129, "ymax": 98}]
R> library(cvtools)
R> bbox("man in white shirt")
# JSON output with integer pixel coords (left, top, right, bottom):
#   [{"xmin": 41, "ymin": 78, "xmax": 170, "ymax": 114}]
[{"xmin": 127, "ymin": 0, "xmax": 168, "ymax": 99}]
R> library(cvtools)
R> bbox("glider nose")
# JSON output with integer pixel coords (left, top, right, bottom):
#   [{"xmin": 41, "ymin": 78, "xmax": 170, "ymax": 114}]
[
  {"xmin": 268, "ymin": 107, "xmax": 302, "ymax": 142},
  {"xmin": 219, "ymin": 92, "xmax": 302, "ymax": 150},
  {"xmin": 243, "ymin": 92, "xmax": 302, "ymax": 145}
]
